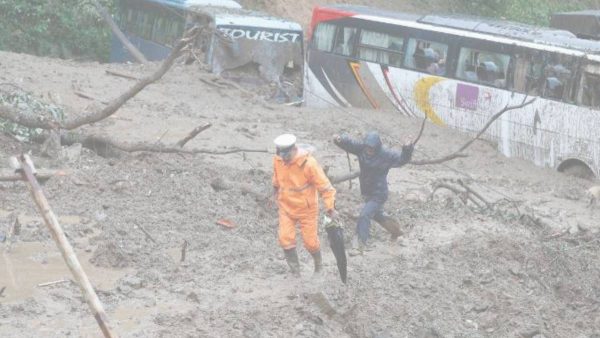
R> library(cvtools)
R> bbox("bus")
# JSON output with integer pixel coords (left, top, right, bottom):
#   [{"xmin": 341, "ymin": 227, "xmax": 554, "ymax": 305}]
[
  {"xmin": 110, "ymin": 0, "xmax": 242, "ymax": 62},
  {"xmin": 305, "ymin": 5, "xmax": 600, "ymax": 179},
  {"xmin": 111, "ymin": 0, "xmax": 304, "ymax": 99}
]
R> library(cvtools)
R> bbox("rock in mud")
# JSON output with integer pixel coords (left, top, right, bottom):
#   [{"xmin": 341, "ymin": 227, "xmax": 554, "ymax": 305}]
[{"xmin": 90, "ymin": 242, "xmax": 129, "ymax": 268}]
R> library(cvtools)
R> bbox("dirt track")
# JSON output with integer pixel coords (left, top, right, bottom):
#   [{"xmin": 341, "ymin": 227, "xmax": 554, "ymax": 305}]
[{"xmin": 1, "ymin": 50, "xmax": 599, "ymax": 337}]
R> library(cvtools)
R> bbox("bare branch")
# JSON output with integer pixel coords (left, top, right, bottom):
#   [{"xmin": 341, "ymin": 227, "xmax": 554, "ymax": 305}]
[
  {"xmin": 61, "ymin": 133, "xmax": 269, "ymax": 156},
  {"xmin": 330, "ymin": 171, "xmax": 360, "ymax": 185},
  {"xmin": 62, "ymin": 28, "xmax": 198, "ymax": 130},
  {"xmin": 0, "ymin": 104, "xmax": 59, "ymax": 130},
  {"xmin": 410, "ymin": 153, "xmax": 468, "ymax": 165},
  {"xmin": 411, "ymin": 116, "xmax": 428, "ymax": 146},
  {"xmin": 176, "ymin": 123, "xmax": 212, "ymax": 148},
  {"xmin": 0, "ymin": 169, "xmax": 67, "ymax": 183},
  {"xmin": 74, "ymin": 91, "xmax": 109, "ymax": 105},
  {"xmin": 411, "ymin": 98, "xmax": 536, "ymax": 165},
  {"xmin": 430, "ymin": 181, "xmax": 485, "ymax": 209},
  {"xmin": 0, "ymin": 27, "xmax": 199, "ymax": 131},
  {"xmin": 105, "ymin": 70, "xmax": 140, "ymax": 81}
]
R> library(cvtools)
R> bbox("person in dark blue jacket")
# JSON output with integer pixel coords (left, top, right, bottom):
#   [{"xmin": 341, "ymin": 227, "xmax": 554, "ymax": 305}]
[{"xmin": 333, "ymin": 131, "xmax": 414, "ymax": 252}]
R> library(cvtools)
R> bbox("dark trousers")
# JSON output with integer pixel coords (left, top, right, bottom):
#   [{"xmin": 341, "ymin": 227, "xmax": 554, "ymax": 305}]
[{"xmin": 357, "ymin": 197, "xmax": 386, "ymax": 244}]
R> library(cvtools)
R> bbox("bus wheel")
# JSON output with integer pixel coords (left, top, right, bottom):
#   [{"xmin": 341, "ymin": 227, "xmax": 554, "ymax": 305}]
[{"xmin": 558, "ymin": 160, "xmax": 595, "ymax": 180}]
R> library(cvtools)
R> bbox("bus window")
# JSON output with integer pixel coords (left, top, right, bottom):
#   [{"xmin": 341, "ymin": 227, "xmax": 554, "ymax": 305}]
[
  {"xmin": 312, "ymin": 23, "xmax": 336, "ymax": 52},
  {"xmin": 151, "ymin": 14, "xmax": 183, "ymax": 46},
  {"xmin": 124, "ymin": 7, "xmax": 155, "ymax": 41},
  {"xmin": 542, "ymin": 62, "xmax": 573, "ymax": 101},
  {"xmin": 358, "ymin": 30, "xmax": 404, "ymax": 67},
  {"xmin": 332, "ymin": 26, "xmax": 358, "ymax": 56},
  {"xmin": 457, "ymin": 47, "xmax": 511, "ymax": 88},
  {"xmin": 580, "ymin": 72, "xmax": 600, "ymax": 108},
  {"xmin": 405, "ymin": 38, "xmax": 447, "ymax": 75},
  {"xmin": 512, "ymin": 51, "xmax": 576, "ymax": 101}
]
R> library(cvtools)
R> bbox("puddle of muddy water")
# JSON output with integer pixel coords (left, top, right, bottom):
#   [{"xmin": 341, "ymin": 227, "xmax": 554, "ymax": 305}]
[{"xmin": 0, "ymin": 241, "xmax": 128, "ymax": 304}]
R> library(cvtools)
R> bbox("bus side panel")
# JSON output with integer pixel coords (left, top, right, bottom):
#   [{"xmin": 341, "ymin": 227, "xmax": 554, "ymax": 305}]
[
  {"xmin": 385, "ymin": 66, "xmax": 600, "ymax": 176},
  {"xmin": 305, "ymin": 51, "xmax": 397, "ymax": 110},
  {"xmin": 305, "ymin": 50, "xmax": 372, "ymax": 108}
]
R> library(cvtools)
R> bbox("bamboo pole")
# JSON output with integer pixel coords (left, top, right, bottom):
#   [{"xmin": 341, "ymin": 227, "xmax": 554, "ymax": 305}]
[{"xmin": 12, "ymin": 154, "xmax": 118, "ymax": 338}]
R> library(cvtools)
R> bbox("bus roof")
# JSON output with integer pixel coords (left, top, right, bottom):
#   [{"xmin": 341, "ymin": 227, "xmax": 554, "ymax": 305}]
[
  {"xmin": 320, "ymin": 5, "xmax": 600, "ymax": 57},
  {"xmin": 190, "ymin": 6, "xmax": 302, "ymax": 31},
  {"xmin": 146, "ymin": 0, "xmax": 242, "ymax": 9},
  {"xmin": 215, "ymin": 14, "xmax": 302, "ymax": 31}
]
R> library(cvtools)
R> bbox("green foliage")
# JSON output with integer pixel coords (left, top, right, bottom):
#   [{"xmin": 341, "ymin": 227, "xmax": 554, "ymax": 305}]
[
  {"xmin": 450, "ymin": 0, "xmax": 595, "ymax": 25},
  {"xmin": 0, "ymin": 0, "xmax": 114, "ymax": 61},
  {"xmin": 0, "ymin": 85, "xmax": 64, "ymax": 141}
]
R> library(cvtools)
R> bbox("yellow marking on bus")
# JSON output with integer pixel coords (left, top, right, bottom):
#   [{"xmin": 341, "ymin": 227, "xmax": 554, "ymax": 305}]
[
  {"xmin": 349, "ymin": 62, "xmax": 379, "ymax": 109},
  {"xmin": 414, "ymin": 76, "xmax": 446, "ymax": 126}
]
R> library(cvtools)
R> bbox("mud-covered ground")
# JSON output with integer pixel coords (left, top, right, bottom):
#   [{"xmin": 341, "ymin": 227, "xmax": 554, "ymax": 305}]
[{"xmin": 1, "ymin": 51, "xmax": 599, "ymax": 337}]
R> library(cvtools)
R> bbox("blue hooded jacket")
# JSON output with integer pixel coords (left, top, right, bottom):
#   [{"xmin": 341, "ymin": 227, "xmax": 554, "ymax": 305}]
[{"xmin": 335, "ymin": 132, "xmax": 414, "ymax": 200}]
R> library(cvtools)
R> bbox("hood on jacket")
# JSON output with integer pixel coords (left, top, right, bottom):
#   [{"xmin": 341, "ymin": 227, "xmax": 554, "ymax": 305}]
[{"xmin": 364, "ymin": 132, "xmax": 382, "ymax": 155}]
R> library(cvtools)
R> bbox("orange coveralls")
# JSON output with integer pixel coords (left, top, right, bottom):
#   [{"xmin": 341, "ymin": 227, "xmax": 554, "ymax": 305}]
[{"xmin": 272, "ymin": 150, "xmax": 336, "ymax": 253}]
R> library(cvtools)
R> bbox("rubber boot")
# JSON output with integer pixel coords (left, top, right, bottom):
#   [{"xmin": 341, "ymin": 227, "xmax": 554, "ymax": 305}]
[
  {"xmin": 311, "ymin": 250, "xmax": 323, "ymax": 273},
  {"xmin": 376, "ymin": 215, "xmax": 402, "ymax": 241},
  {"xmin": 284, "ymin": 248, "xmax": 300, "ymax": 276}
]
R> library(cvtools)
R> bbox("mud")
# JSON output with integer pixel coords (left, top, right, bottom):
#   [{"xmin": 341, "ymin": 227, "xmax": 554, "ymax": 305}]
[{"xmin": 0, "ymin": 46, "xmax": 599, "ymax": 338}]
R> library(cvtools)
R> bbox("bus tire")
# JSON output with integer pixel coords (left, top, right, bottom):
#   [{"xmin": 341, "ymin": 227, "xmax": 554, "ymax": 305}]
[{"xmin": 558, "ymin": 160, "xmax": 595, "ymax": 180}]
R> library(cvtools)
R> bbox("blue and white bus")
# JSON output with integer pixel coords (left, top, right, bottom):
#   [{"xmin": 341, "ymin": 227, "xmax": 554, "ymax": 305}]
[{"xmin": 111, "ymin": 0, "xmax": 241, "ymax": 62}]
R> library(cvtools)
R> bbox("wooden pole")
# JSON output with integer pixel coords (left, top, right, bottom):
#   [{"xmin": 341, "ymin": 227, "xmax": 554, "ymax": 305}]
[
  {"xmin": 13, "ymin": 154, "xmax": 118, "ymax": 338},
  {"xmin": 93, "ymin": 0, "xmax": 147, "ymax": 64}
]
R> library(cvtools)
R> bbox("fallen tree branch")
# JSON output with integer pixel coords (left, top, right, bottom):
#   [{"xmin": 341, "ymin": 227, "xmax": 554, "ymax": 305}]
[
  {"xmin": 0, "ymin": 104, "xmax": 58, "ymax": 130},
  {"xmin": 176, "ymin": 123, "xmax": 212, "ymax": 148},
  {"xmin": 0, "ymin": 169, "xmax": 67, "ymax": 183},
  {"xmin": 104, "ymin": 70, "xmax": 140, "ymax": 81},
  {"xmin": 412, "ymin": 97, "xmax": 535, "ymax": 165},
  {"xmin": 430, "ymin": 181, "xmax": 489, "ymax": 209},
  {"xmin": 0, "ymin": 27, "xmax": 199, "ymax": 131},
  {"xmin": 411, "ymin": 153, "xmax": 468, "ymax": 165},
  {"xmin": 74, "ymin": 91, "xmax": 109, "ymax": 105},
  {"xmin": 63, "ymin": 28, "xmax": 198, "ymax": 130},
  {"xmin": 137, "ymin": 224, "xmax": 157, "ymax": 244},
  {"xmin": 457, "ymin": 179, "xmax": 491, "ymax": 207},
  {"xmin": 60, "ymin": 132, "xmax": 269, "ymax": 156},
  {"xmin": 93, "ymin": 0, "xmax": 147, "ymax": 64},
  {"xmin": 38, "ymin": 279, "xmax": 70, "ymax": 287},
  {"xmin": 330, "ymin": 171, "xmax": 359, "ymax": 185},
  {"xmin": 411, "ymin": 115, "xmax": 428, "ymax": 147}
]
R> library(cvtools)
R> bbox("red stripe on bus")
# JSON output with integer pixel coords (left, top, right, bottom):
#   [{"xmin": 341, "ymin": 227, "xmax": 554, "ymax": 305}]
[
  {"xmin": 381, "ymin": 66, "xmax": 414, "ymax": 116},
  {"xmin": 308, "ymin": 6, "xmax": 356, "ymax": 39}
]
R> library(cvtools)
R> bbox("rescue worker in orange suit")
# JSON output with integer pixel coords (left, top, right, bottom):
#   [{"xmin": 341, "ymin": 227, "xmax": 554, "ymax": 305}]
[{"xmin": 272, "ymin": 134, "xmax": 337, "ymax": 276}]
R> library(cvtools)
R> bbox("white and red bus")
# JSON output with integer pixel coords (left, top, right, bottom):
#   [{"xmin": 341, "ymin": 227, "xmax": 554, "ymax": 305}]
[{"xmin": 305, "ymin": 5, "xmax": 600, "ymax": 178}]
